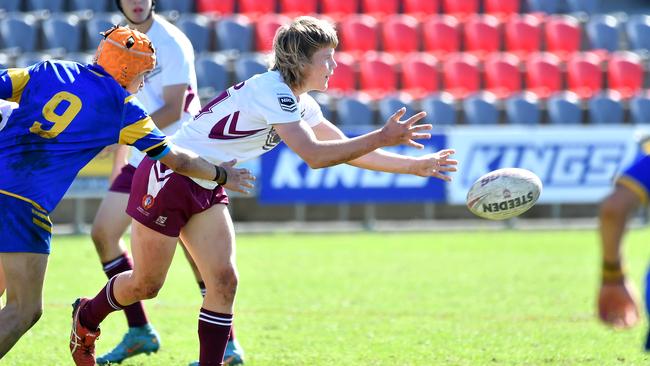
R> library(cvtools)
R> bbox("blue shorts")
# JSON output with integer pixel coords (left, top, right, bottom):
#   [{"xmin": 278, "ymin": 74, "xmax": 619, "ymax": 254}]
[
  {"xmin": 616, "ymin": 155, "xmax": 650, "ymax": 205},
  {"xmin": 0, "ymin": 192, "xmax": 52, "ymax": 254}
]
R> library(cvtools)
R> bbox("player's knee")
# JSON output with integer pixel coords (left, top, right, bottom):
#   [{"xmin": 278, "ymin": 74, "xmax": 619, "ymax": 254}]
[
  {"xmin": 207, "ymin": 265, "xmax": 238, "ymax": 300},
  {"xmin": 15, "ymin": 305, "xmax": 43, "ymax": 330},
  {"xmin": 600, "ymin": 195, "xmax": 628, "ymax": 220},
  {"xmin": 134, "ymin": 278, "xmax": 164, "ymax": 300}
]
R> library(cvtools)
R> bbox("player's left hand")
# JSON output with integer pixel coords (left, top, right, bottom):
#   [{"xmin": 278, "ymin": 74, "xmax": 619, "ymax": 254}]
[
  {"xmin": 597, "ymin": 280, "xmax": 640, "ymax": 329},
  {"xmin": 220, "ymin": 159, "xmax": 256, "ymax": 195},
  {"xmin": 410, "ymin": 149, "xmax": 458, "ymax": 181}
]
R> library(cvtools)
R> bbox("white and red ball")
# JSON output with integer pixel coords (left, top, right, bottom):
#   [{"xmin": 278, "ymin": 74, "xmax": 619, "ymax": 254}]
[{"xmin": 466, "ymin": 168, "xmax": 542, "ymax": 220}]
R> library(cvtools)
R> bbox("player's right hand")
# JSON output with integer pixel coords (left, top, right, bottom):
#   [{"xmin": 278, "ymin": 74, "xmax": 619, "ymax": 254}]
[
  {"xmin": 220, "ymin": 159, "xmax": 255, "ymax": 195},
  {"xmin": 597, "ymin": 280, "xmax": 640, "ymax": 329},
  {"xmin": 379, "ymin": 108, "xmax": 432, "ymax": 149}
]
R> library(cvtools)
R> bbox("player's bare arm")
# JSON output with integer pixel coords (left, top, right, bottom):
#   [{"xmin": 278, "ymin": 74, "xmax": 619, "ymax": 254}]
[{"xmin": 148, "ymin": 83, "xmax": 188, "ymax": 130}]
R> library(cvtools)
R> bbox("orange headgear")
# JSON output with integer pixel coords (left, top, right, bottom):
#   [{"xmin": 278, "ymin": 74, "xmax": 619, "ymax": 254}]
[{"xmin": 94, "ymin": 25, "xmax": 156, "ymax": 88}]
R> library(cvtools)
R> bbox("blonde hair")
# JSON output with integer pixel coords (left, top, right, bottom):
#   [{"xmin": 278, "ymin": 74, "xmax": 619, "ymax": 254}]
[{"xmin": 270, "ymin": 16, "xmax": 338, "ymax": 90}]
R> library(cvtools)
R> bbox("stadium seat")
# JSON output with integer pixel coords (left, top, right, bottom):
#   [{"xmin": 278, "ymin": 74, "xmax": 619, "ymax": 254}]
[
  {"xmin": 377, "ymin": 95, "xmax": 416, "ymax": 124},
  {"xmin": 422, "ymin": 15, "xmax": 461, "ymax": 60},
  {"xmin": 567, "ymin": 0, "xmax": 598, "ymax": 13},
  {"xmin": 629, "ymin": 91, "xmax": 650, "ymax": 124},
  {"xmin": 26, "ymin": 0, "xmax": 64, "ymax": 12},
  {"xmin": 255, "ymin": 14, "xmax": 290, "ymax": 52},
  {"xmin": 361, "ymin": 0, "xmax": 399, "ymax": 17},
  {"xmin": 85, "ymin": 12, "xmax": 123, "ymax": 51},
  {"xmin": 401, "ymin": 52, "xmax": 439, "ymax": 99},
  {"xmin": 484, "ymin": 52, "xmax": 522, "ymax": 99},
  {"xmin": 441, "ymin": 0, "xmax": 479, "ymax": 19},
  {"xmin": 336, "ymin": 95, "xmax": 375, "ymax": 126},
  {"xmin": 566, "ymin": 51, "xmax": 602, "ymax": 99},
  {"xmin": 327, "ymin": 51, "xmax": 357, "ymax": 94},
  {"xmin": 381, "ymin": 14, "xmax": 420, "ymax": 55},
  {"xmin": 14, "ymin": 52, "xmax": 52, "ymax": 68},
  {"xmin": 70, "ymin": 0, "xmax": 109, "ymax": 12},
  {"xmin": 0, "ymin": 0, "xmax": 21, "ymax": 12},
  {"xmin": 419, "ymin": 92, "xmax": 457, "ymax": 125},
  {"xmin": 239, "ymin": 0, "xmax": 276, "ymax": 15},
  {"xmin": 484, "ymin": 0, "xmax": 519, "ymax": 18},
  {"xmin": 504, "ymin": 14, "xmax": 542, "ymax": 57},
  {"xmin": 358, "ymin": 51, "xmax": 398, "ymax": 98},
  {"xmin": 525, "ymin": 52, "xmax": 563, "ymax": 98},
  {"xmin": 0, "ymin": 13, "xmax": 39, "ymax": 54},
  {"xmin": 42, "ymin": 14, "xmax": 83, "ymax": 54},
  {"xmin": 442, "ymin": 52, "xmax": 481, "ymax": 99},
  {"xmin": 279, "ymin": 0, "xmax": 318, "ymax": 14},
  {"xmin": 586, "ymin": 14, "xmax": 621, "ymax": 54},
  {"xmin": 176, "ymin": 14, "xmax": 213, "ymax": 54},
  {"xmin": 547, "ymin": 91, "xmax": 582, "ymax": 124},
  {"xmin": 463, "ymin": 14, "xmax": 501, "ymax": 56},
  {"xmin": 156, "ymin": 0, "xmax": 194, "ymax": 12},
  {"xmin": 505, "ymin": 92, "xmax": 541, "ymax": 124},
  {"xmin": 626, "ymin": 15, "xmax": 650, "ymax": 51},
  {"xmin": 463, "ymin": 92, "xmax": 499, "ymax": 125},
  {"xmin": 196, "ymin": 0, "xmax": 235, "ymax": 14},
  {"xmin": 195, "ymin": 53, "xmax": 230, "ymax": 100},
  {"xmin": 403, "ymin": 0, "xmax": 439, "ymax": 17},
  {"xmin": 526, "ymin": 0, "xmax": 561, "ymax": 13},
  {"xmin": 607, "ymin": 51, "xmax": 644, "ymax": 99},
  {"xmin": 339, "ymin": 14, "xmax": 380, "ymax": 56},
  {"xmin": 545, "ymin": 15, "xmax": 582, "ymax": 59},
  {"xmin": 321, "ymin": 0, "xmax": 358, "ymax": 19},
  {"xmin": 310, "ymin": 92, "xmax": 333, "ymax": 122},
  {"xmin": 233, "ymin": 53, "xmax": 268, "ymax": 82},
  {"xmin": 588, "ymin": 90, "xmax": 624, "ymax": 124},
  {"xmin": 215, "ymin": 15, "xmax": 254, "ymax": 53}
]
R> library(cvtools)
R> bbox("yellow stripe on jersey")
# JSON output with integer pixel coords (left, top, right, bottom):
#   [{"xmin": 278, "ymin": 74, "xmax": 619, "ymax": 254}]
[
  {"xmin": 124, "ymin": 95, "xmax": 136, "ymax": 104},
  {"xmin": 32, "ymin": 218, "xmax": 52, "ymax": 233},
  {"xmin": 0, "ymin": 189, "xmax": 46, "ymax": 212},
  {"xmin": 7, "ymin": 68, "xmax": 30, "ymax": 103},
  {"xmin": 90, "ymin": 69, "xmax": 105, "ymax": 78},
  {"xmin": 142, "ymin": 138, "xmax": 169, "ymax": 153},
  {"xmin": 642, "ymin": 140, "xmax": 650, "ymax": 155},
  {"xmin": 118, "ymin": 116, "xmax": 157, "ymax": 145},
  {"xmin": 617, "ymin": 176, "xmax": 649, "ymax": 205},
  {"xmin": 31, "ymin": 208, "xmax": 50, "ymax": 222}
]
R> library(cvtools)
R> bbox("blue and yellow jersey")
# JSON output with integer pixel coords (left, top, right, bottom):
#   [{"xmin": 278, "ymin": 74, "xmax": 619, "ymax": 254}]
[{"xmin": 0, "ymin": 60, "xmax": 170, "ymax": 212}]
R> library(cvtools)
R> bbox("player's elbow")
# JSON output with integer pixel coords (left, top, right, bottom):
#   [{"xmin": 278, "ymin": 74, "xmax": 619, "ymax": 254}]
[{"xmin": 303, "ymin": 155, "xmax": 330, "ymax": 169}]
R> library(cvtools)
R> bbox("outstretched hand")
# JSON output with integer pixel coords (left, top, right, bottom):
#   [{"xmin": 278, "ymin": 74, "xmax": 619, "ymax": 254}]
[
  {"xmin": 597, "ymin": 280, "xmax": 640, "ymax": 329},
  {"xmin": 220, "ymin": 159, "xmax": 256, "ymax": 195},
  {"xmin": 379, "ymin": 108, "xmax": 432, "ymax": 149},
  {"xmin": 410, "ymin": 149, "xmax": 458, "ymax": 181}
]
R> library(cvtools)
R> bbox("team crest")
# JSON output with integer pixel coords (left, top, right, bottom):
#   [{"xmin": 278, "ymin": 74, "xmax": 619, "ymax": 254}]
[
  {"xmin": 142, "ymin": 194, "xmax": 155, "ymax": 209},
  {"xmin": 277, "ymin": 93, "xmax": 297, "ymax": 112}
]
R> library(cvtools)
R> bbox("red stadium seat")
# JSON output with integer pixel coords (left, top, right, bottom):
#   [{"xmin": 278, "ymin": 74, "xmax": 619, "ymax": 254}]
[
  {"xmin": 464, "ymin": 14, "xmax": 501, "ymax": 57},
  {"xmin": 401, "ymin": 52, "xmax": 439, "ymax": 99},
  {"xmin": 484, "ymin": 0, "xmax": 519, "ymax": 19},
  {"xmin": 327, "ymin": 52, "xmax": 357, "ymax": 94},
  {"xmin": 361, "ymin": 0, "xmax": 399, "ymax": 17},
  {"xmin": 422, "ymin": 15, "xmax": 461, "ymax": 60},
  {"xmin": 239, "ymin": 0, "xmax": 276, "ymax": 15},
  {"xmin": 255, "ymin": 13, "xmax": 290, "ymax": 52},
  {"xmin": 545, "ymin": 15, "xmax": 582, "ymax": 60},
  {"xmin": 403, "ymin": 0, "xmax": 439, "ymax": 17},
  {"xmin": 566, "ymin": 51, "xmax": 603, "ymax": 99},
  {"xmin": 381, "ymin": 14, "xmax": 420, "ymax": 55},
  {"xmin": 484, "ymin": 52, "xmax": 522, "ymax": 98},
  {"xmin": 608, "ymin": 51, "xmax": 644, "ymax": 99},
  {"xmin": 505, "ymin": 14, "xmax": 542, "ymax": 57},
  {"xmin": 525, "ymin": 52, "xmax": 563, "ymax": 98},
  {"xmin": 442, "ymin": 52, "xmax": 481, "ymax": 99},
  {"xmin": 197, "ymin": 0, "xmax": 234, "ymax": 14},
  {"xmin": 339, "ymin": 14, "xmax": 380, "ymax": 56},
  {"xmin": 441, "ymin": 0, "xmax": 479, "ymax": 19},
  {"xmin": 321, "ymin": 0, "xmax": 358, "ymax": 20},
  {"xmin": 359, "ymin": 51, "xmax": 398, "ymax": 98},
  {"xmin": 279, "ymin": 0, "xmax": 317, "ymax": 14}
]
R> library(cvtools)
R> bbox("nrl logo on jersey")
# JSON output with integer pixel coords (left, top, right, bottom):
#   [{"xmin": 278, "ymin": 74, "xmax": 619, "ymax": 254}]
[{"xmin": 277, "ymin": 93, "xmax": 297, "ymax": 113}]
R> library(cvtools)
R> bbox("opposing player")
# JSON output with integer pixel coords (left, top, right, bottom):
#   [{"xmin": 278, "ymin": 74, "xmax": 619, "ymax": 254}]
[
  {"xmin": 89, "ymin": 1, "xmax": 244, "ymax": 364},
  {"xmin": 0, "ymin": 25, "xmax": 253, "ymax": 359},
  {"xmin": 597, "ymin": 141, "xmax": 650, "ymax": 341},
  {"xmin": 70, "ymin": 16, "xmax": 458, "ymax": 365}
]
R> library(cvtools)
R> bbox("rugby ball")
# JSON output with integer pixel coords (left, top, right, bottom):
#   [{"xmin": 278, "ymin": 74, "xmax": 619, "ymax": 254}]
[{"xmin": 466, "ymin": 168, "xmax": 542, "ymax": 220}]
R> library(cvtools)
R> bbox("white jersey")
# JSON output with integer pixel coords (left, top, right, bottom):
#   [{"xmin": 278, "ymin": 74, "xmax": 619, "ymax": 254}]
[
  {"xmin": 171, "ymin": 70, "xmax": 324, "ymax": 189},
  {"xmin": 128, "ymin": 15, "xmax": 200, "ymax": 166}
]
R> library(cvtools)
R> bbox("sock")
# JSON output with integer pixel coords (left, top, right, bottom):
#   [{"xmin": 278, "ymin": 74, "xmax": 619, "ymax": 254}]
[
  {"xmin": 103, "ymin": 253, "xmax": 149, "ymax": 327},
  {"xmin": 80, "ymin": 275, "xmax": 124, "ymax": 331},
  {"xmin": 198, "ymin": 280, "xmax": 207, "ymax": 298},
  {"xmin": 198, "ymin": 308, "xmax": 232, "ymax": 365},
  {"xmin": 198, "ymin": 281, "xmax": 235, "ymax": 342}
]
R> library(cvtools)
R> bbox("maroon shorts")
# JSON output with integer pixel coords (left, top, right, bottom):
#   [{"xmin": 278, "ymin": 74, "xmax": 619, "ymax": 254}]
[
  {"xmin": 126, "ymin": 157, "xmax": 229, "ymax": 237},
  {"xmin": 109, "ymin": 164, "xmax": 137, "ymax": 193}
]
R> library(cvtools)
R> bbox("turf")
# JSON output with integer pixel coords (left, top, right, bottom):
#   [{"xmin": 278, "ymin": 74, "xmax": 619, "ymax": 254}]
[{"xmin": 2, "ymin": 228, "xmax": 650, "ymax": 365}]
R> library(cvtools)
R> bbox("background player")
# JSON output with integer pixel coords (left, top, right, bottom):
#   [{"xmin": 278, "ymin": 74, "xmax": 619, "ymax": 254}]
[
  {"xmin": 70, "ymin": 16, "xmax": 457, "ymax": 365},
  {"xmin": 0, "ymin": 25, "xmax": 253, "ymax": 359}
]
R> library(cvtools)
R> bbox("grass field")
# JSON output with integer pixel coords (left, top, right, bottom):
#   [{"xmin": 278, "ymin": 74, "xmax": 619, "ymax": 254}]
[{"xmin": 3, "ymin": 228, "xmax": 650, "ymax": 365}]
